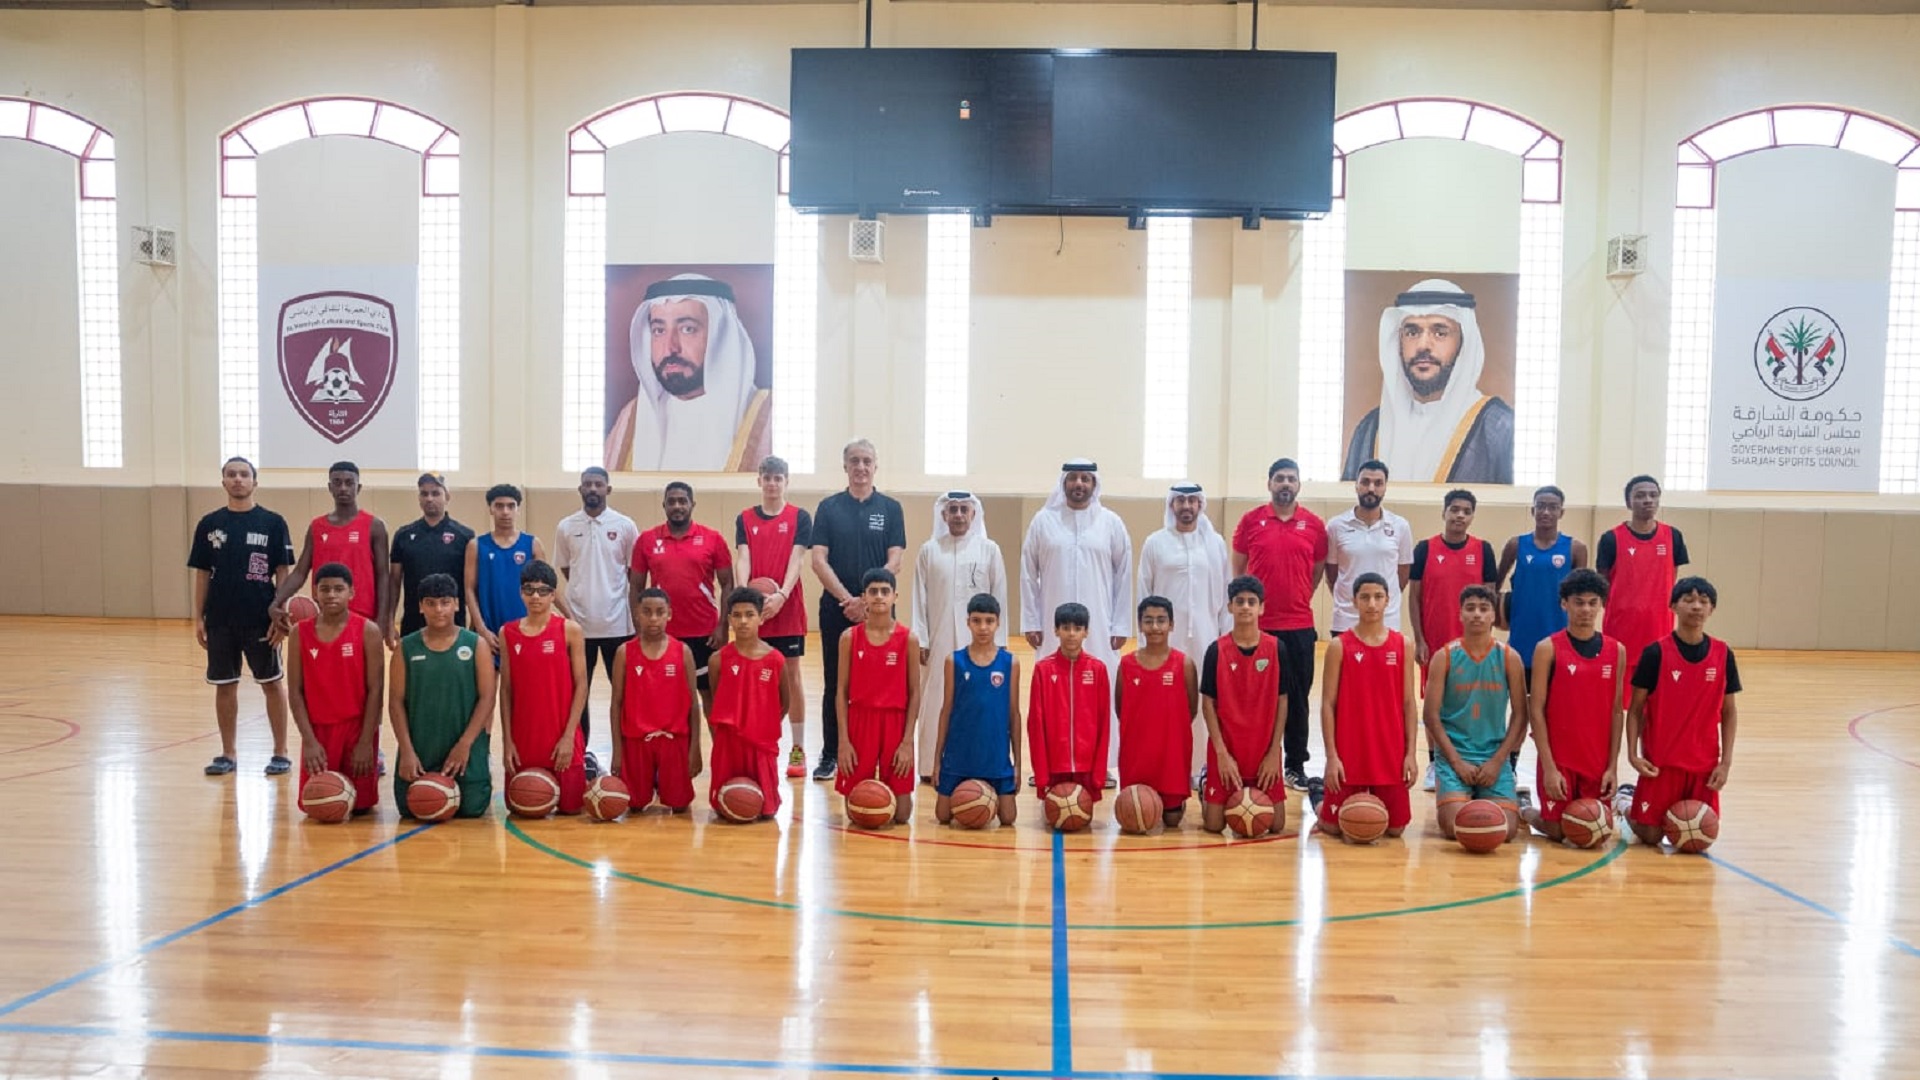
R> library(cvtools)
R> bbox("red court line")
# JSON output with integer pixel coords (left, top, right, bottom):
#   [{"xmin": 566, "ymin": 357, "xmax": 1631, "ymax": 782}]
[
  {"xmin": 1848, "ymin": 702, "xmax": 1920, "ymax": 770},
  {"xmin": 0, "ymin": 715, "xmax": 80, "ymax": 756},
  {"xmin": 0, "ymin": 730, "xmax": 216, "ymax": 784}
]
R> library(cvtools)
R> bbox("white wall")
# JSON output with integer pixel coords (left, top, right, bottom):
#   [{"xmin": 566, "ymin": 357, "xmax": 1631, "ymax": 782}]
[
  {"xmin": 0, "ymin": 3, "xmax": 1918, "ymax": 515},
  {"xmin": 0, "ymin": 141, "xmax": 84, "ymax": 479}
]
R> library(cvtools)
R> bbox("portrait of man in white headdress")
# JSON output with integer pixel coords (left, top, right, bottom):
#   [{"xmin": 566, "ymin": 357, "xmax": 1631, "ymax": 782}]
[
  {"xmin": 604, "ymin": 269, "xmax": 773, "ymax": 473},
  {"xmin": 1341, "ymin": 275, "xmax": 1515, "ymax": 485}
]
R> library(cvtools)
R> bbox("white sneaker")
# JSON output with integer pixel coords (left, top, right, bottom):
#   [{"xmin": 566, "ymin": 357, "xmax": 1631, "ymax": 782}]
[{"xmin": 1421, "ymin": 762, "xmax": 1436, "ymax": 791}]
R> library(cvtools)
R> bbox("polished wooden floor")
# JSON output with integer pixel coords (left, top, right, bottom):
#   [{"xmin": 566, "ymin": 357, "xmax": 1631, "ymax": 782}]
[{"xmin": 0, "ymin": 617, "xmax": 1916, "ymax": 1079}]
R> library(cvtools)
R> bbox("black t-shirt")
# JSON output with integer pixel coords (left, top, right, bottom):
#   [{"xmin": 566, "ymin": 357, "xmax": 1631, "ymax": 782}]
[
  {"xmin": 734, "ymin": 506, "xmax": 815, "ymax": 548},
  {"xmin": 1198, "ymin": 639, "xmax": 1262, "ymax": 698},
  {"xmin": 1596, "ymin": 524, "xmax": 1690, "ymax": 573},
  {"xmin": 812, "ymin": 490, "xmax": 905, "ymax": 602},
  {"xmin": 188, "ymin": 506, "xmax": 294, "ymax": 627},
  {"xmin": 1631, "ymin": 634, "xmax": 1741, "ymax": 693},
  {"xmin": 391, "ymin": 515, "xmax": 476, "ymax": 624},
  {"xmin": 1408, "ymin": 536, "xmax": 1500, "ymax": 582}
]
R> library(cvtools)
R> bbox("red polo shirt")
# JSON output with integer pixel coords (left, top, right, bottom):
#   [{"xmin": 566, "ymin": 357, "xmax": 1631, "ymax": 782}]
[
  {"xmin": 1232, "ymin": 504, "xmax": 1328, "ymax": 632},
  {"xmin": 631, "ymin": 523, "xmax": 730, "ymax": 638}
]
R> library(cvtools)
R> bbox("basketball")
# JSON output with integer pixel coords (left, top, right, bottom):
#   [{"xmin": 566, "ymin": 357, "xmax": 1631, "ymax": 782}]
[
  {"xmin": 1663, "ymin": 799, "xmax": 1720, "ymax": 853},
  {"xmin": 298, "ymin": 770, "xmax": 353, "ymax": 823},
  {"xmin": 846, "ymin": 778, "xmax": 897, "ymax": 829},
  {"xmin": 1114, "ymin": 784, "xmax": 1164, "ymax": 835},
  {"xmin": 949, "ymin": 778, "xmax": 998, "ymax": 829},
  {"xmin": 716, "ymin": 777, "xmax": 766, "ymax": 823},
  {"xmin": 584, "ymin": 775, "xmax": 632, "ymax": 821},
  {"xmin": 1223, "ymin": 787, "xmax": 1275, "ymax": 838},
  {"xmin": 1453, "ymin": 799, "xmax": 1509, "ymax": 853},
  {"xmin": 1560, "ymin": 797, "xmax": 1613, "ymax": 849},
  {"xmin": 285, "ymin": 595, "xmax": 320, "ymax": 623},
  {"xmin": 506, "ymin": 768, "xmax": 561, "ymax": 818},
  {"xmin": 405, "ymin": 772, "xmax": 461, "ymax": 823},
  {"xmin": 747, "ymin": 576, "xmax": 782, "ymax": 598},
  {"xmin": 1336, "ymin": 792, "xmax": 1390, "ymax": 844},
  {"xmin": 1043, "ymin": 782, "xmax": 1094, "ymax": 832}
]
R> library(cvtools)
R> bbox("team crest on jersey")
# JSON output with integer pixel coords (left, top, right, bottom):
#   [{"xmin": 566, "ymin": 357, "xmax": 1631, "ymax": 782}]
[
  {"xmin": 1705, "ymin": 667, "xmax": 1719, "ymax": 682},
  {"xmin": 758, "ymin": 668, "xmax": 773, "ymax": 683},
  {"xmin": 778, "ymin": 522, "xmax": 789, "ymax": 534},
  {"xmin": 341, "ymin": 641, "xmax": 355, "ymax": 658},
  {"xmin": 1656, "ymin": 544, "xmax": 1668, "ymax": 556},
  {"xmin": 1465, "ymin": 553, "xmax": 1477, "ymax": 565},
  {"xmin": 1295, "ymin": 521, "xmax": 1306, "ymax": 531},
  {"xmin": 1160, "ymin": 671, "xmax": 1176, "ymax": 686},
  {"xmin": 456, "ymin": 646, "xmax": 473, "ymax": 661},
  {"xmin": 349, "ymin": 531, "xmax": 362, "ymax": 545},
  {"xmin": 665, "ymin": 664, "xmax": 678, "ymax": 676},
  {"xmin": 1551, "ymin": 554, "xmax": 1566, "ymax": 569},
  {"xmin": 1386, "ymin": 651, "xmax": 1399, "ymax": 666},
  {"xmin": 885, "ymin": 652, "xmax": 899, "ymax": 666},
  {"xmin": 1601, "ymin": 665, "xmax": 1613, "ymax": 677},
  {"xmin": 541, "ymin": 640, "xmax": 556, "ymax": 654},
  {"xmin": 1255, "ymin": 659, "xmax": 1270, "ymax": 672},
  {"xmin": 207, "ymin": 529, "xmax": 228, "ymax": 549},
  {"xmin": 276, "ymin": 291, "xmax": 398, "ymax": 443},
  {"xmin": 989, "ymin": 672, "xmax": 1005, "ymax": 688},
  {"xmin": 442, "ymin": 532, "xmax": 455, "ymax": 545},
  {"xmin": 607, "ymin": 530, "xmax": 617, "ymax": 542},
  {"xmin": 513, "ymin": 552, "xmax": 527, "ymax": 565}
]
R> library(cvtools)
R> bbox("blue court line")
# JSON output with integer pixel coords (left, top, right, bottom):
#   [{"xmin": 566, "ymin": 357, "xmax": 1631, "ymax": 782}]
[
  {"xmin": 1708, "ymin": 853, "xmax": 1920, "ymax": 960},
  {"xmin": 0, "ymin": 1023, "xmax": 1707, "ymax": 1080},
  {"xmin": 0, "ymin": 823, "xmax": 435, "ymax": 1019},
  {"xmin": 1050, "ymin": 827, "xmax": 1072, "ymax": 1076}
]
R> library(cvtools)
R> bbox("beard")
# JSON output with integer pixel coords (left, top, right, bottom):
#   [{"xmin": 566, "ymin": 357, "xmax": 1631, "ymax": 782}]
[
  {"xmin": 1358, "ymin": 492, "xmax": 1382, "ymax": 510},
  {"xmin": 654, "ymin": 358, "xmax": 704, "ymax": 397},
  {"xmin": 1402, "ymin": 351, "xmax": 1456, "ymax": 399}
]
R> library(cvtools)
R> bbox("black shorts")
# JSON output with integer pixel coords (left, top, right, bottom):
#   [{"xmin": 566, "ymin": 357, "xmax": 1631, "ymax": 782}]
[
  {"xmin": 677, "ymin": 636, "xmax": 716, "ymax": 690},
  {"xmin": 764, "ymin": 635, "xmax": 806, "ymax": 659},
  {"xmin": 206, "ymin": 621, "xmax": 283, "ymax": 685}
]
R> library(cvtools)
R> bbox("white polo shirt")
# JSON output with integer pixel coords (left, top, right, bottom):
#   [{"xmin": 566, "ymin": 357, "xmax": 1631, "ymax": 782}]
[
  {"xmin": 1327, "ymin": 506, "xmax": 1414, "ymax": 633},
  {"xmin": 554, "ymin": 507, "xmax": 640, "ymax": 638}
]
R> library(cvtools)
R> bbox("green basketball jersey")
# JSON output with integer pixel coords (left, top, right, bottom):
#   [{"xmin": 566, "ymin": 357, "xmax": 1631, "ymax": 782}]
[
  {"xmin": 402, "ymin": 627, "xmax": 482, "ymax": 760},
  {"xmin": 1438, "ymin": 640, "xmax": 1512, "ymax": 763}
]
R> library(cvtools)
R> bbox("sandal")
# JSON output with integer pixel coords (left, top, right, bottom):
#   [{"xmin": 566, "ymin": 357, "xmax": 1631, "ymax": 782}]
[
  {"xmin": 265, "ymin": 755, "xmax": 292, "ymax": 776},
  {"xmin": 204, "ymin": 755, "xmax": 237, "ymax": 776}
]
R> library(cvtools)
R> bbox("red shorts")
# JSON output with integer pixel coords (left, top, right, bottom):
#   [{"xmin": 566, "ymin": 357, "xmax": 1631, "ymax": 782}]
[
  {"xmin": 1118, "ymin": 712, "xmax": 1193, "ymax": 807},
  {"xmin": 301, "ymin": 720, "xmax": 379, "ymax": 812},
  {"xmin": 1626, "ymin": 767, "xmax": 1719, "ymax": 828},
  {"xmin": 620, "ymin": 731, "xmax": 695, "ymax": 810},
  {"xmin": 708, "ymin": 728, "xmax": 782, "ymax": 817},
  {"xmin": 1537, "ymin": 765, "xmax": 1607, "ymax": 823},
  {"xmin": 1200, "ymin": 741, "xmax": 1285, "ymax": 806},
  {"xmin": 511, "ymin": 724, "xmax": 585, "ymax": 814},
  {"xmin": 1317, "ymin": 782, "xmax": 1411, "ymax": 832},
  {"xmin": 836, "ymin": 705, "xmax": 915, "ymax": 796},
  {"xmin": 1041, "ymin": 771, "xmax": 1100, "ymax": 802}
]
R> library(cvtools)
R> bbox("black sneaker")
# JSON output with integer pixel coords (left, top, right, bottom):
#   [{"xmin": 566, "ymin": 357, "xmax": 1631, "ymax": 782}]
[
  {"xmin": 584, "ymin": 752, "xmax": 602, "ymax": 781},
  {"xmin": 812, "ymin": 754, "xmax": 837, "ymax": 781},
  {"xmin": 1284, "ymin": 767, "xmax": 1309, "ymax": 791},
  {"xmin": 1305, "ymin": 776, "xmax": 1326, "ymax": 813}
]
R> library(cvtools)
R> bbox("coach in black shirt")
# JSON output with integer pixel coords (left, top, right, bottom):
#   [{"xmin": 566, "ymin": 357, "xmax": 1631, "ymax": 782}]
[
  {"xmin": 808, "ymin": 438, "xmax": 906, "ymax": 780},
  {"xmin": 388, "ymin": 472, "xmax": 477, "ymax": 641}
]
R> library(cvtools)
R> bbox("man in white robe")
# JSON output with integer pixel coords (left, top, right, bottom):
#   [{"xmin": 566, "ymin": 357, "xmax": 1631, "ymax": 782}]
[
  {"xmin": 604, "ymin": 274, "xmax": 772, "ymax": 473},
  {"xmin": 1020, "ymin": 460, "xmax": 1132, "ymax": 783},
  {"xmin": 910, "ymin": 491, "xmax": 1007, "ymax": 773},
  {"xmin": 1137, "ymin": 482, "xmax": 1231, "ymax": 775}
]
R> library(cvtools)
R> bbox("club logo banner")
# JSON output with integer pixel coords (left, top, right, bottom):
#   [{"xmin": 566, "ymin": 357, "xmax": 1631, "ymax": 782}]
[{"xmin": 259, "ymin": 264, "xmax": 417, "ymax": 468}]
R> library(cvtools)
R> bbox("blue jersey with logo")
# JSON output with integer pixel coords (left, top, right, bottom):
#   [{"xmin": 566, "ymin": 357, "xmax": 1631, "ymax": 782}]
[
  {"xmin": 1508, "ymin": 533, "xmax": 1572, "ymax": 668},
  {"xmin": 475, "ymin": 532, "xmax": 534, "ymax": 632},
  {"xmin": 940, "ymin": 647, "xmax": 1015, "ymax": 782}
]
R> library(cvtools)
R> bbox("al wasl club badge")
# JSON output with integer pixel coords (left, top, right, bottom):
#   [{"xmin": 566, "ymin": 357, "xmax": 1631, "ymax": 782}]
[
  {"xmin": 1754, "ymin": 307, "xmax": 1846, "ymax": 403},
  {"xmin": 277, "ymin": 291, "xmax": 399, "ymax": 443}
]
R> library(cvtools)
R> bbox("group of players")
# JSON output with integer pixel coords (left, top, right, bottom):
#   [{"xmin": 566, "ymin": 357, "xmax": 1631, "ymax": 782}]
[{"xmin": 187, "ymin": 445, "xmax": 1736, "ymax": 848}]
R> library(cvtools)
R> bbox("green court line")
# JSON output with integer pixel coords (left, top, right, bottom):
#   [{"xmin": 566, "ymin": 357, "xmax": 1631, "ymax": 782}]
[{"xmin": 505, "ymin": 819, "xmax": 1629, "ymax": 932}]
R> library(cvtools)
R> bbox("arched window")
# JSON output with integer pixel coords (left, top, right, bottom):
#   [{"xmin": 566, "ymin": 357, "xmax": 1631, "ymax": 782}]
[
  {"xmin": 563, "ymin": 93, "xmax": 815, "ymax": 472},
  {"xmin": 1664, "ymin": 105, "xmax": 1920, "ymax": 492},
  {"xmin": 2, "ymin": 98, "xmax": 123, "ymax": 468},
  {"xmin": 1298, "ymin": 98, "xmax": 1565, "ymax": 483},
  {"xmin": 217, "ymin": 97, "xmax": 461, "ymax": 466}
]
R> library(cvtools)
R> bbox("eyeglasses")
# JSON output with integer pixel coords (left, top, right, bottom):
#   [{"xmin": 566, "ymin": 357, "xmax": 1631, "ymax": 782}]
[{"xmin": 521, "ymin": 585, "xmax": 555, "ymax": 597}]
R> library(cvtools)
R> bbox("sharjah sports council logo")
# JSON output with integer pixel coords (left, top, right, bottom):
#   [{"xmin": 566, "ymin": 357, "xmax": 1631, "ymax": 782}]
[
  {"xmin": 277, "ymin": 291, "xmax": 398, "ymax": 443},
  {"xmin": 1753, "ymin": 307, "xmax": 1845, "ymax": 402}
]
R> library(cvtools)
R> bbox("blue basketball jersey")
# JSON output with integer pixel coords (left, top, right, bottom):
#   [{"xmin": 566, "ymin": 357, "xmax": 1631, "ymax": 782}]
[
  {"xmin": 1508, "ymin": 533, "xmax": 1572, "ymax": 668},
  {"xmin": 475, "ymin": 532, "xmax": 534, "ymax": 633},
  {"xmin": 940, "ymin": 647, "xmax": 1015, "ymax": 782}
]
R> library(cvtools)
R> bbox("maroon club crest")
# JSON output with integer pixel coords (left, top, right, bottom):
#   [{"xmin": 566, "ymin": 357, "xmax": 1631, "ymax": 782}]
[{"xmin": 277, "ymin": 291, "xmax": 398, "ymax": 444}]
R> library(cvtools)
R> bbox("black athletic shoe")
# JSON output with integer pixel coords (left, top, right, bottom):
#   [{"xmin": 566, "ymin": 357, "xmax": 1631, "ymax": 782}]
[
  {"xmin": 812, "ymin": 754, "xmax": 837, "ymax": 781},
  {"xmin": 1284, "ymin": 767, "xmax": 1309, "ymax": 791},
  {"xmin": 1305, "ymin": 776, "xmax": 1326, "ymax": 813},
  {"xmin": 583, "ymin": 752, "xmax": 602, "ymax": 781}
]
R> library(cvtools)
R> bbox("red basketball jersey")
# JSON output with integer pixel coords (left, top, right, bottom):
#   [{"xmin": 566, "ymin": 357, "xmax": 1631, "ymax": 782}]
[
  {"xmin": 297, "ymin": 615, "xmax": 370, "ymax": 727},
  {"xmin": 310, "ymin": 510, "xmax": 377, "ymax": 621},
  {"xmin": 1545, "ymin": 630, "xmax": 1618, "ymax": 776},
  {"xmin": 1118, "ymin": 650, "xmax": 1193, "ymax": 791},
  {"xmin": 622, "ymin": 639, "xmax": 693, "ymax": 738},
  {"xmin": 1333, "ymin": 630, "xmax": 1408, "ymax": 785},
  {"xmin": 1416, "ymin": 534, "xmax": 1488, "ymax": 655},
  {"xmin": 737, "ymin": 504, "xmax": 807, "ymax": 638},
  {"xmin": 505, "ymin": 615, "xmax": 575, "ymax": 748},
  {"xmin": 1210, "ymin": 633, "xmax": 1282, "ymax": 752},
  {"xmin": 1604, "ymin": 522, "xmax": 1678, "ymax": 660},
  {"xmin": 847, "ymin": 622, "xmax": 911, "ymax": 710},
  {"xmin": 709, "ymin": 644, "xmax": 786, "ymax": 754},
  {"xmin": 1642, "ymin": 635, "xmax": 1729, "ymax": 772}
]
